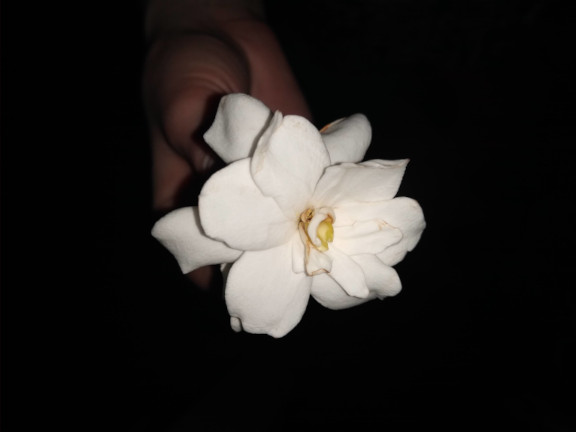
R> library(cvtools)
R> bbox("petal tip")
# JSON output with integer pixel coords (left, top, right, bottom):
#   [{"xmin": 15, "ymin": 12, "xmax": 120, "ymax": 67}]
[
  {"xmin": 356, "ymin": 286, "xmax": 371, "ymax": 299},
  {"xmin": 230, "ymin": 316, "xmax": 242, "ymax": 333}
]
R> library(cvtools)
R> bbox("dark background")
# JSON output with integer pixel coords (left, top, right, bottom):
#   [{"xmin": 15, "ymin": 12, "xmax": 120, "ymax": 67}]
[{"xmin": 3, "ymin": 0, "xmax": 575, "ymax": 430}]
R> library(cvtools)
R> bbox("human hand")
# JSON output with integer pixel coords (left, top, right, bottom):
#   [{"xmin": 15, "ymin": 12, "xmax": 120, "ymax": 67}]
[{"xmin": 143, "ymin": 0, "xmax": 311, "ymax": 288}]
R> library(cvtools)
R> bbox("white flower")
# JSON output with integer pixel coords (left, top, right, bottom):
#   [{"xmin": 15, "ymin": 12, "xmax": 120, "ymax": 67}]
[{"xmin": 152, "ymin": 93, "xmax": 426, "ymax": 338}]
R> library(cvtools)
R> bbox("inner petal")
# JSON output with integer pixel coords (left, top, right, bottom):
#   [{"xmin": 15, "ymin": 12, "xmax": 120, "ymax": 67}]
[
  {"xmin": 305, "ymin": 207, "xmax": 335, "ymax": 251},
  {"xmin": 298, "ymin": 207, "xmax": 336, "ymax": 275}
]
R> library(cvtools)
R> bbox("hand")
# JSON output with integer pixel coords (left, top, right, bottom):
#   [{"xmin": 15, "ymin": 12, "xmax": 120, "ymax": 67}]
[{"xmin": 143, "ymin": 0, "xmax": 311, "ymax": 288}]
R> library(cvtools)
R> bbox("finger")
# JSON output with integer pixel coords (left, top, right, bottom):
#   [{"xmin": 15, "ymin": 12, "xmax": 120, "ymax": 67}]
[
  {"xmin": 150, "ymin": 123, "xmax": 194, "ymax": 213},
  {"xmin": 222, "ymin": 19, "xmax": 312, "ymax": 119},
  {"xmin": 144, "ymin": 34, "xmax": 250, "ymax": 164}
]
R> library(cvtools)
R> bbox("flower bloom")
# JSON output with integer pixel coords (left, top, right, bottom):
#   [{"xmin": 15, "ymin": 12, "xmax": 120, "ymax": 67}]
[{"xmin": 152, "ymin": 94, "xmax": 426, "ymax": 337}]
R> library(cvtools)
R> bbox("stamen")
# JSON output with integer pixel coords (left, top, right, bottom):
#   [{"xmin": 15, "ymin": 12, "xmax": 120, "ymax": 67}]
[
  {"xmin": 298, "ymin": 208, "xmax": 335, "ymax": 252},
  {"xmin": 316, "ymin": 217, "xmax": 334, "ymax": 252}
]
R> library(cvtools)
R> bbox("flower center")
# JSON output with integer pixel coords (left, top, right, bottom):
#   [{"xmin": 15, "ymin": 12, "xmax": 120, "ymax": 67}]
[{"xmin": 299, "ymin": 207, "xmax": 335, "ymax": 252}]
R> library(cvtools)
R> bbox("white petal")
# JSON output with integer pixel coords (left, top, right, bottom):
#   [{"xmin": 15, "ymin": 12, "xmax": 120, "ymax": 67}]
[
  {"xmin": 333, "ymin": 219, "xmax": 403, "ymax": 256},
  {"xmin": 311, "ymin": 254, "xmax": 401, "ymax": 310},
  {"xmin": 305, "ymin": 247, "xmax": 333, "ymax": 275},
  {"xmin": 151, "ymin": 207, "xmax": 241, "ymax": 273},
  {"xmin": 321, "ymin": 114, "xmax": 371, "ymax": 164},
  {"xmin": 334, "ymin": 196, "xmax": 420, "ymax": 225},
  {"xmin": 225, "ymin": 244, "xmax": 312, "ymax": 338},
  {"xmin": 352, "ymin": 254, "xmax": 402, "ymax": 297},
  {"xmin": 313, "ymin": 159, "xmax": 409, "ymax": 207},
  {"xmin": 311, "ymin": 273, "xmax": 377, "ymax": 310},
  {"xmin": 306, "ymin": 207, "xmax": 335, "ymax": 248},
  {"xmin": 251, "ymin": 112, "xmax": 331, "ymax": 219},
  {"xmin": 376, "ymin": 198, "xmax": 426, "ymax": 265},
  {"xmin": 325, "ymin": 248, "xmax": 369, "ymax": 298},
  {"xmin": 199, "ymin": 159, "xmax": 293, "ymax": 251},
  {"xmin": 203, "ymin": 93, "xmax": 272, "ymax": 163},
  {"xmin": 291, "ymin": 233, "xmax": 306, "ymax": 274},
  {"xmin": 334, "ymin": 197, "xmax": 425, "ymax": 265}
]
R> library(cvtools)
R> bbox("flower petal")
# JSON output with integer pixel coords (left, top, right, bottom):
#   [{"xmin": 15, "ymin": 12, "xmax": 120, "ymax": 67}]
[
  {"xmin": 311, "ymin": 273, "xmax": 377, "ymax": 310},
  {"xmin": 306, "ymin": 247, "xmax": 333, "ymax": 276},
  {"xmin": 352, "ymin": 254, "xmax": 402, "ymax": 297},
  {"xmin": 321, "ymin": 114, "xmax": 371, "ymax": 164},
  {"xmin": 225, "ymin": 243, "xmax": 312, "ymax": 338},
  {"xmin": 292, "ymin": 233, "xmax": 306, "ymax": 274},
  {"xmin": 313, "ymin": 159, "xmax": 409, "ymax": 207},
  {"xmin": 335, "ymin": 197, "xmax": 425, "ymax": 265},
  {"xmin": 333, "ymin": 219, "xmax": 403, "ymax": 256},
  {"xmin": 251, "ymin": 112, "xmax": 331, "ymax": 219},
  {"xmin": 151, "ymin": 207, "xmax": 241, "ymax": 273},
  {"xmin": 203, "ymin": 93, "xmax": 272, "ymax": 163},
  {"xmin": 310, "ymin": 254, "xmax": 401, "ymax": 309},
  {"xmin": 199, "ymin": 158, "xmax": 293, "ymax": 251},
  {"xmin": 376, "ymin": 198, "xmax": 426, "ymax": 265},
  {"xmin": 325, "ymin": 248, "xmax": 369, "ymax": 298}
]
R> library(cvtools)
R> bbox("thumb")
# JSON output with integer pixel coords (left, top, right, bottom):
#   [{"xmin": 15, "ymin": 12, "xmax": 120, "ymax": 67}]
[{"xmin": 143, "ymin": 34, "xmax": 250, "ymax": 211}]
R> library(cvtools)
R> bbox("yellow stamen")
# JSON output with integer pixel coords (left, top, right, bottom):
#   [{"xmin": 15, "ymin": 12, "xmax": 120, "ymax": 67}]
[
  {"xmin": 316, "ymin": 217, "xmax": 334, "ymax": 252},
  {"xmin": 298, "ymin": 208, "xmax": 335, "ymax": 252}
]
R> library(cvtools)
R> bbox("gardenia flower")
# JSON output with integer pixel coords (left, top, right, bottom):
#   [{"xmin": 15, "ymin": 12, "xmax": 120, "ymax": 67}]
[{"xmin": 152, "ymin": 93, "xmax": 426, "ymax": 338}]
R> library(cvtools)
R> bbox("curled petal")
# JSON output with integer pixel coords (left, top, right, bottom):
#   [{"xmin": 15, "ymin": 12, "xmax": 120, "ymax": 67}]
[
  {"xmin": 333, "ymin": 219, "xmax": 403, "ymax": 256},
  {"xmin": 305, "ymin": 247, "xmax": 333, "ymax": 276},
  {"xmin": 325, "ymin": 248, "xmax": 369, "ymax": 298},
  {"xmin": 352, "ymin": 254, "xmax": 402, "ymax": 297},
  {"xmin": 310, "ymin": 254, "xmax": 401, "ymax": 310},
  {"xmin": 225, "ymin": 244, "xmax": 312, "ymax": 338},
  {"xmin": 321, "ymin": 114, "xmax": 372, "ymax": 164},
  {"xmin": 151, "ymin": 207, "xmax": 241, "ymax": 273},
  {"xmin": 306, "ymin": 207, "xmax": 335, "ymax": 249},
  {"xmin": 376, "ymin": 198, "xmax": 426, "ymax": 265},
  {"xmin": 311, "ymin": 273, "xmax": 378, "ymax": 310},
  {"xmin": 203, "ymin": 93, "xmax": 272, "ymax": 163},
  {"xmin": 313, "ymin": 159, "xmax": 409, "ymax": 207},
  {"xmin": 251, "ymin": 112, "xmax": 331, "ymax": 219},
  {"xmin": 199, "ymin": 159, "xmax": 293, "ymax": 251},
  {"xmin": 334, "ymin": 198, "xmax": 425, "ymax": 265}
]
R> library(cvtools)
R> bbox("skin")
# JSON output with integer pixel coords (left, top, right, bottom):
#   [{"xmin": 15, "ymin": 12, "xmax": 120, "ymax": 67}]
[{"xmin": 143, "ymin": 0, "xmax": 311, "ymax": 287}]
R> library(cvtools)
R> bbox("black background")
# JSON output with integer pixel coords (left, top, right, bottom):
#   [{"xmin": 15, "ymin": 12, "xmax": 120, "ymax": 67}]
[{"xmin": 2, "ymin": 1, "xmax": 575, "ymax": 430}]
